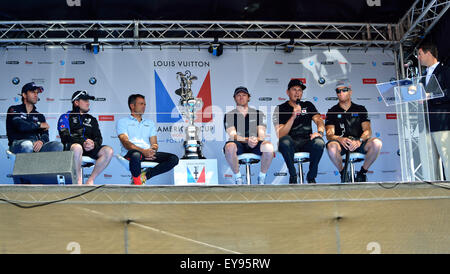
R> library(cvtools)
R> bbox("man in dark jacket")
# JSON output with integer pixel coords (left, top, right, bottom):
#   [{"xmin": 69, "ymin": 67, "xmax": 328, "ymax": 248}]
[
  {"xmin": 417, "ymin": 42, "xmax": 450, "ymax": 179},
  {"xmin": 6, "ymin": 82, "xmax": 63, "ymax": 153},
  {"xmin": 57, "ymin": 90, "xmax": 113, "ymax": 185}
]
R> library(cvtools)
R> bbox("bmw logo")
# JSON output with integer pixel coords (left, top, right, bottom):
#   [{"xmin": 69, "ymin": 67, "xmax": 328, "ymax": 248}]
[
  {"xmin": 89, "ymin": 77, "xmax": 97, "ymax": 85},
  {"xmin": 12, "ymin": 77, "xmax": 20, "ymax": 85},
  {"xmin": 318, "ymin": 77, "xmax": 326, "ymax": 85},
  {"xmin": 60, "ymin": 60, "xmax": 65, "ymax": 66}
]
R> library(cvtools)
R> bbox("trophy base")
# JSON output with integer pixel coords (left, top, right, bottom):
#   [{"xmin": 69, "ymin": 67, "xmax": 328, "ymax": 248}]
[
  {"xmin": 181, "ymin": 154, "xmax": 206, "ymax": 160},
  {"xmin": 183, "ymin": 140, "xmax": 205, "ymax": 159}
]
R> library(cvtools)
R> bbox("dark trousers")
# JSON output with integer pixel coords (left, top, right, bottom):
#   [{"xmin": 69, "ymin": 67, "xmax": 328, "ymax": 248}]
[
  {"xmin": 278, "ymin": 135, "xmax": 325, "ymax": 180},
  {"xmin": 124, "ymin": 149, "xmax": 179, "ymax": 179}
]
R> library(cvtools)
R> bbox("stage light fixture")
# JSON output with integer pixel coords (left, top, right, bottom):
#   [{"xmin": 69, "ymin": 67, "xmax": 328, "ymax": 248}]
[
  {"xmin": 284, "ymin": 38, "xmax": 295, "ymax": 53},
  {"xmin": 208, "ymin": 38, "xmax": 223, "ymax": 56},
  {"xmin": 86, "ymin": 37, "xmax": 100, "ymax": 54},
  {"xmin": 208, "ymin": 43, "xmax": 223, "ymax": 56}
]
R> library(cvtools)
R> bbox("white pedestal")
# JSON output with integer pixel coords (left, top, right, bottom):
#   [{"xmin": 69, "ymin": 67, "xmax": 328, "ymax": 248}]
[{"xmin": 174, "ymin": 159, "xmax": 218, "ymax": 185}]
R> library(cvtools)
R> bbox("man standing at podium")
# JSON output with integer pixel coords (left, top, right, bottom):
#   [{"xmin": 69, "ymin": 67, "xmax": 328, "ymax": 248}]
[
  {"xmin": 418, "ymin": 42, "xmax": 450, "ymax": 179},
  {"xmin": 325, "ymin": 80, "xmax": 383, "ymax": 182},
  {"xmin": 224, "ymin": 87, "xmax": 274, "ymax": 185}
]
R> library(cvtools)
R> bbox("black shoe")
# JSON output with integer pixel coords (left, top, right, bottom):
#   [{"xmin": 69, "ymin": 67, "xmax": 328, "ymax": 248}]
[
  {"xmin": 355, "ymin": 171, "xmax": 367, "ymax": 182},
  {"xmin": 307, "ymin": 178, "xmax": 316, "ymax": 184},
  {"xmin": 289, "ymin": 176, "xmax": 298, "ymax": 184}
]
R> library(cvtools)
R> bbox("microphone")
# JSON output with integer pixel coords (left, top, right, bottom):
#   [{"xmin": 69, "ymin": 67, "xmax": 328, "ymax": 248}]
[
  {"xmin": 295, "ymin": 99, "xmax": 301, "ymax": 116},
  {"xmin": 404, "ymin": 60, "xmax": 413, "ymax": 68}
]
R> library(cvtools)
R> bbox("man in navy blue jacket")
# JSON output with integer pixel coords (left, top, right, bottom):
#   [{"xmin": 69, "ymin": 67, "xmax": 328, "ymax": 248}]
[
  {"xmin": 57, "ymin": 90, "xmax": 113, "ymax": 185},
  {"xmin": 6, "ymin": 82, "xmax": 63, "ymax": 154},
  {"xmin": 418, "ymin": 42, "xmax": 450, "ymax": 179}
]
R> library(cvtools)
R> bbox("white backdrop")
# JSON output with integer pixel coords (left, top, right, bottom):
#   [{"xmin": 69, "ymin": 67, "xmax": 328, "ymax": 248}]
[{"xmin": 0, "ymin": 47, "xmax": 400, "ymax": 185}]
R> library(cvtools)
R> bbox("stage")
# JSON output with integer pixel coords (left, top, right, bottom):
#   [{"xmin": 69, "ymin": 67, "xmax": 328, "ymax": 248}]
[{"xmin": 0, "ymin": 182, "xmax": 449, "ymax": 254}]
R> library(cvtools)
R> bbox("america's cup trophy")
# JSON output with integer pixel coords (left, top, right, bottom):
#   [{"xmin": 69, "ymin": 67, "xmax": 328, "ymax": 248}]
[{"xmin": 175, "ymin": 70, "xmax": 206, "ymax": 159}]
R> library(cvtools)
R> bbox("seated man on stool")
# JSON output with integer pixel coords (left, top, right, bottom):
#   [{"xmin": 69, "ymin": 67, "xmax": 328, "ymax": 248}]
[
  {"xmin": 325, "ymin": 80, "xmax": 383, "ymax": 182},
  {"xmin": 224, "ymin": 87, "xmax": 274, "ymax": 185},
  {"xmin": 57, "ymin": 90, "xmax": 114, "ymax": 185},
  {"xmin": 272, "ymin": 79, "xmax": 325, "ymax": 184},
  {"xmin": 7, "ymin": 82, "xmax": 63, "ymax": 154},
  {"xmin": 116, "ymin": 94, "xmax": 179, "ymax": 185}
]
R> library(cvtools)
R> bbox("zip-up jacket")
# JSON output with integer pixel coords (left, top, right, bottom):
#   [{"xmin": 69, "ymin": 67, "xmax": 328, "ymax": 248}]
[
  {"xmin": 6, "ymin": 103, "xmax": 49, "ymax": 146},
  {"xmin": 57, "ymin": 110, "xmax": 102, "ymax": 150}
]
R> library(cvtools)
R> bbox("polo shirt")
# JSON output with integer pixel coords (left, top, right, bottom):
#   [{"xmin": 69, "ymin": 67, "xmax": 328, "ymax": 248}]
[
  {"xmin": 224, "ymin": 107, "xmax": 266, "ymax": 138},
  {"xmin": 325, "ymin": 102, "xmax": 370, "ymax": 139},
  {"xmin": 272, "ymin": 100, "xmax": 320, "ymax": 139},
  {"xmin": 116, "ymin": 115, "xmax": 157, "ymax": 156}
]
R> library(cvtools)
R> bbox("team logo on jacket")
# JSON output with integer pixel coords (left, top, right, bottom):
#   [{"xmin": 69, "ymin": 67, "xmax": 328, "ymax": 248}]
[{"xmin": 83, "ymin": 118, "xmax": 92, "ymax": 127}]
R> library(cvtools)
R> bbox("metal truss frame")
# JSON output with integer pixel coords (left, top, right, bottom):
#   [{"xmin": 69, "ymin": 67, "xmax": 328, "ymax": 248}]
[
  {"xmin": 0, "ymin": 1, "xmax": 447, "ymax": 53},
  {"xmin": 0, "ymin": 20, "xmax": 396, "ymax": 49},
  {"xmin": 397, "ymin": 0, "xmax": 450, "ymax": 58}
]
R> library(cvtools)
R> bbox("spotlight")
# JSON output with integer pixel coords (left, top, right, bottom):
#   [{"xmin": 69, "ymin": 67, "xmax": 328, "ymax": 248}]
[
  {"xmin": 284, "ymin": 38, "xmax": 295, "ymax": 53},
  {"xmin": 208, "ymin": 43, "xmax": 223, "ymax": 56},
  {"xmin": 92, "ymin": 43, "xmax": 99, "ymax": 54},
  {"xmin": 86, "ymin": 37, "xmax": 100, "ymax": 54},
  {"xmin": 284, "ymin": 44, "xmax": 294, "ymax": 53}
]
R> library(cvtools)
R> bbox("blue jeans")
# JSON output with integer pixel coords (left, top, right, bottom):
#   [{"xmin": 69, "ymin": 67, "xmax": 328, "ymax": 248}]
[{"xmin": 10, "ymin": 140, "xmax": 64, "ymax": 154}]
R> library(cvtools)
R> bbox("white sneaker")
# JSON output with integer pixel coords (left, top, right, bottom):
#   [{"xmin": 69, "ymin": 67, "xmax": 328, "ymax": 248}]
[
  {"xmin": 234, "ymin": 176, "xmax": 244, "ymax": 185},
  {"xmin": 257, "ymin": 176, "xmax": 266, "ymax": 185}
]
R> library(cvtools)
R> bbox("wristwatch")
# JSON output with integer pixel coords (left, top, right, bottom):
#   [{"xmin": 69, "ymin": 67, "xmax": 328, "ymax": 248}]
[{"xmin": 36, "ymin": 121, "xmax": 41, "ymax": 127}]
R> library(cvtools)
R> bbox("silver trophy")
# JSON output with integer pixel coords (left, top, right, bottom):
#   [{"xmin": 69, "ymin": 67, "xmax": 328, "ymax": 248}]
[{"xmin": 175, "ymin": 70, "xmax": 205, "ymax": 159}]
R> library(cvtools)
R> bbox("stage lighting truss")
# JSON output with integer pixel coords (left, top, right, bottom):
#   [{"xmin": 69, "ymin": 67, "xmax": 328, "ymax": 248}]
[
  {"xmin": 0, "ymin": 1, "xmax": 447, "ymax": 56},
  {"xmin": 0, "ymin": 20, "xmax": 397, "ymax": 50},
  {"xmin": 397, "ymin": 0, "xmax": 450, "ymax": 60}
]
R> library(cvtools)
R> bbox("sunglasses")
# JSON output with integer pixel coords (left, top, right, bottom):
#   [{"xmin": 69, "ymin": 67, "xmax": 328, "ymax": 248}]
[{"xmin": 335, "ymin": 87, "xmax": 351, "ymax": 94}]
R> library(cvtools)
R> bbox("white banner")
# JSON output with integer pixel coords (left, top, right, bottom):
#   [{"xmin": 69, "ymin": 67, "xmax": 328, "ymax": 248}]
[{"xmin": 0, "ymin": 47, "xmax": 400, "ymax": 185}]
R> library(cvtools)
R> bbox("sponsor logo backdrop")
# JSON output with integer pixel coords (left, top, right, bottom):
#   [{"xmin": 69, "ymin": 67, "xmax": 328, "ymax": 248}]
[{"xmin": 0, "ymin": 47, "xmax": 399, "ymax": 184}]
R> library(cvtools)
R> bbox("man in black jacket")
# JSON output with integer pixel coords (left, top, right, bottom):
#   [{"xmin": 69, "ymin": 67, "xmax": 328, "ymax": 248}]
[
  {"xmin": 57, "ymin": 90, "xmax": 113, "ymax": 185},
  {"xmin": 6, "ymin": 82, "xmax": 63, "ymax": 153},
  {"xmin": 418, "ymin": 42, "xmax": 450, "ymax": 179}
]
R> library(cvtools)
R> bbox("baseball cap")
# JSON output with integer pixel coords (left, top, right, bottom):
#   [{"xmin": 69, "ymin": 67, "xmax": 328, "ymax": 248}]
[
  {"xmin": 288, "ymin": 79, "xmax": 306, "ymax": 90},
  {"xmin": 335, "ymin": 79, "xmax": 352, "ymax": 89},
  {"xmin": 21, "ymin": 82, "xmax": 44, "ymax": 94},
  {"xmin": 71, "ymin": 90, "xmax": 95, "ymax": 102},
  {"xmin": 233, "ymin": 86, "xmax": 250, "ymax": 97}
]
